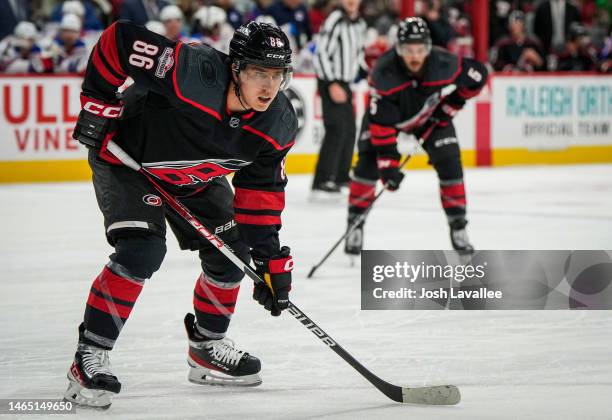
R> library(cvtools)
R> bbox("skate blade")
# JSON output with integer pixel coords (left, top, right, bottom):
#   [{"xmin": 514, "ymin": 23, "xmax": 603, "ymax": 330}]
[
  {"xmin": 64, "ymin": 378, "xmax": 113, "ymax": 409},
  {"xmin": 187, "ymin": 361, "xmax": 262, "ymax": 387}
]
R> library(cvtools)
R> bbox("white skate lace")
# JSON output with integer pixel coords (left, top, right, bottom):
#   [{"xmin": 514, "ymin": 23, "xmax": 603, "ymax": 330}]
[
  {"xmin": 207, "ymin": 339, "xmax": 245, "ymax": 367},
  {"xmin": 80, "ymin": 345, "xmax": 113, "ymax": 377}
]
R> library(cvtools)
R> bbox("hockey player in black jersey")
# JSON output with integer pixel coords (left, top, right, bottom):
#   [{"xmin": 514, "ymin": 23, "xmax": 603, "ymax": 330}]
[
  {"xmin": 344, "ymin": 17, "xmax": 488, "ymax": 256},
  {"xmin": 63, "ymin": 21, "xmax": 298, "ymax": 408}
]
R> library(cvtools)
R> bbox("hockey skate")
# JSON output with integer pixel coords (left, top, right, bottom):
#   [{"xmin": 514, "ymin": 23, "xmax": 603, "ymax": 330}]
[
  {"xmin": 449, "ymin": 219, "xmax": 474, "ymax": 255},
  {"xmin": 63, "ymin": 326, "xmax": 121, "ymax": 410},
  {"xmin": 184, "ymin": 313, "xmax": 262, "ymax": 387},
  {"xmin": 344, "ymin": 213, "xmax": 364, "ymax": 261}
]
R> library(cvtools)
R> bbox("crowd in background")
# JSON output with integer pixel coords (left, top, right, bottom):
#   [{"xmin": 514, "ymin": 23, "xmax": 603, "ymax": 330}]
[{"xmin": 1, "ymin": 0, "xmax": 611, "ymax": 74}]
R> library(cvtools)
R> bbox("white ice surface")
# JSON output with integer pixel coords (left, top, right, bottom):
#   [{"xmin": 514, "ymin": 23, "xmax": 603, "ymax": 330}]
[{"xmin": 1, "ymin": 164, "xmax": 612, "ymax": 419}]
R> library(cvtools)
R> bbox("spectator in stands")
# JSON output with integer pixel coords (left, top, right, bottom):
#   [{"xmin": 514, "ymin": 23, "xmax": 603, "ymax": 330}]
[
  {"xmin": 447, "ymin": 6, "xmax": 474, "ymax": 57},
  {"xmin": 534, "ymin": 0, "xmax": 581, "ymax": 53},
  {"xmin": 488, "ymin": 0, "xmax": 519, "ymax": 46},
  {"xmin": 492, "ymin": 10, "xmax": 546, "ymax": 71},
  {"xmin": 0, "ymin": 21, "xmax": 46, "ymax": 73},
  {"xmin": 50, "ymin": 1, "xmax": 104, "ymax": 31},
  {"xmin": 0, "ymin": 0, "xmax": 30, "ymax": 41},
  {"xmin": 192, "ymin": 5, "xmax": 234, "ymax": 53},
  {"xmin": 120, "ymin": 0, "xmax": 170, "ymax": 25},
  {"xmin": 214, "ymin": 0, "xmax": 243, "ymax": 30},
  {"xmin": 599, "ymin": 28, "xmax": 612, "ymax": 72},
  {"xmin": 267, "ymin": 0, "xmax": 313, "ymax": 50},
  {"xmin": 556, "ymin": 22, "xmax": 599, "ymax": 71},
  {"xmin": 48, "ymin": 13, "xmax": 89, "ymax": 73},
  {"xmin": 245, "ymin": 0, "xmax": 275, "ymax": 23},
  {"xmin": 159, "ymin": 4, "xmax": 185, "ymax": 42},
  {"xmin": 418, "ymin": 0, "xmax": 455, "ymax": 48}
]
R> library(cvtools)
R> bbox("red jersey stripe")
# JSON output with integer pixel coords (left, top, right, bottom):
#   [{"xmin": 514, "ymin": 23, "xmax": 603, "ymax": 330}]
[
  {"xmin": 98, "ymin": 22, "xmax": 127, "ymax": 77},
  {"xmin": 234, "ymin": 188, "xmax": 285, "ymax": 211},
  {"xmin": 235, "ymin": 213, "xmax": 281, "ymax": 225}
]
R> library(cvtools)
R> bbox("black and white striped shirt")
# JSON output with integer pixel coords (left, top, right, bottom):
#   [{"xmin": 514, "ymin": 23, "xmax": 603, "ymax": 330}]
[{"xmin": 314, "ymin": 9, "xmax": 367, "ymax": 83}]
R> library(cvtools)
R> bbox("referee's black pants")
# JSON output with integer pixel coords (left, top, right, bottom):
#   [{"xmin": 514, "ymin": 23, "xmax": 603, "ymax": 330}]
[{"xmin": 312, "ymin": 79, "xmax": 356, "ymax": 188}]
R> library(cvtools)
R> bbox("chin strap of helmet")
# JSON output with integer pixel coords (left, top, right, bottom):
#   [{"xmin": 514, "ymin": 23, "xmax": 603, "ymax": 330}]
[{"xmin": 232, "ymin": 60, "xmax": 251, "ymax": 111}]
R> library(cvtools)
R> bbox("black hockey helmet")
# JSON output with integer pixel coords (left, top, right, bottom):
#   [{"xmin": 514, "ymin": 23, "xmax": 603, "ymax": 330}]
[
  {"xmin": 396, "ymin": 17, "xmax": 432, "ymax": 53},
  {"xmin": 230, "ymin": 22, "xmax": 293, "ymax": 89}
]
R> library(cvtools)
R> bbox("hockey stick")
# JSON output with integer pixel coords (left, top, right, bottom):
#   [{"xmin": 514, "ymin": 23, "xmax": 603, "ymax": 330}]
[
  {"xmin": 106, "ymin": 140, "xmax": 460, "ymax": 405},
  {"xmin": 307, "ymin": 84, "xmax": 458, "ymax": 279}
]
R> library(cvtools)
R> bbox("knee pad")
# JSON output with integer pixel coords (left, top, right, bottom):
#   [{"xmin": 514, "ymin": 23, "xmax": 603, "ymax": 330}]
[
  {"xmin": 110, "ymin": 234, "xmax": 167, "ymax": 280},
  {"xmin": 199, "ymin": 240, "xmax": 249, "ymax": 284}
]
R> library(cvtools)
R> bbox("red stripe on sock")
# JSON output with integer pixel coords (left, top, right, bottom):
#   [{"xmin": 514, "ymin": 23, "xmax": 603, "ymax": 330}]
[
  {"xmin": 92, "ymin": 266, "xmax": 143, "ymax": 303},
  {"xmin": 440, "ymin": 183, "xmax": 466, "ymax": 209},
  {"xmin": 349, "ymin": 181, "xmax": 375, "ymax": 208},
  {"xmin": 193, "ymin": 274, "xmax": 240, "ymax": 316},
  {"xmin": 86, "ymin": 292, "xmax": 132, "ymax": 318},
  {"xmin": 440, "ymin": 183, "xmax": 465, "ymax": 197}
]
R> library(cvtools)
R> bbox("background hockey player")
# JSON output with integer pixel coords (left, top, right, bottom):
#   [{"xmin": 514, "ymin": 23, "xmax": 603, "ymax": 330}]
[
  {"xmin": 344, "ymin": 17, "xmax": 488, "ymax": 256},
  {"xmin": 64, "ymin": 20, "xmax": 297, "ymax": 409}
]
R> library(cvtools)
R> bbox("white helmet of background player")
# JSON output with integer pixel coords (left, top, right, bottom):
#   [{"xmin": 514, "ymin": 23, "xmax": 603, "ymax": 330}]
[
  {"xmin": 62, "ymin": 0, "xmax": 85, "ymax": 17},
  {"xmin": 14, "ymin": 21, "xmax": 38, "ymax": 49},
  {"xmin": 396, "ymin": 17, "xmax": 432, "ymax": 55},
  {"xmin": 159, "ymin": 5, "xmax": 183, "ymax": 22},
  {"xmin": 60, "ymin": 13, "xmax": 83, "ymax": 32},
  {"xmin": 14, "ymin": 21, "xmax": 38, "ymax": 41},
  {"xmin": 195, "ymin": 6, "xmax": 227, "ymax": 31}
]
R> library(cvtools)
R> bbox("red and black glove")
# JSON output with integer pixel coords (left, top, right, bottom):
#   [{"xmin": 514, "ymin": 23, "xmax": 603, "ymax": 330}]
[
  {"xmin": 252, "ymin": 246, "xmax": 293, "ymax": 317},
  {"xmin": 377, "ymin": 154, "xmax": 404, "ymax": 191},
  {"xmin": 73, "ymin": 94, "xmax": 123, "ymax": 149},
  {"xmin": 430, "ymin": 97, "xmax": 465, "ymax": 127}
]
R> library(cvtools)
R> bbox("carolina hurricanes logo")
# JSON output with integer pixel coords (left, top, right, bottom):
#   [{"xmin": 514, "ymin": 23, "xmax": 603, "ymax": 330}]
[
  {"xmin": 143, "ymin": 194, "xmax": 162, "ymax": 206},
  {"xmin": 142, "ymin": 159, "xmax": 250, "ymax": 186}
]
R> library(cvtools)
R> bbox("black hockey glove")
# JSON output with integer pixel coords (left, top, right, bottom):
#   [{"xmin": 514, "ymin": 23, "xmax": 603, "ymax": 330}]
[
  {"xmin": 252, "ymin": 246, "xmax": 293, "ymax": 317},
  {"xmin": 73, "ymin": 94, "xmax": 123, "ymax": 149},
  {"xmin": 377, "ymin": 156, "xmax": 404, "ymax": 191},
  {"xmin": 430, "ymin": 98, "xmax": 464, "ymax": 127},
  {"xmin": 412, "ymin": 119, "xmax": 436, "ymax": 142}
]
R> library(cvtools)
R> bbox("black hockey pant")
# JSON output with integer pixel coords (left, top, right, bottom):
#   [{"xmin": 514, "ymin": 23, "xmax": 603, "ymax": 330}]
[{"xmin": 80, "ymin": 150, "xmax": 249, "ymax": 350}]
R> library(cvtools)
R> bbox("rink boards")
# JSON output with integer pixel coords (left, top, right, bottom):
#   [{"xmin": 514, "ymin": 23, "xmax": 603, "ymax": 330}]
[{"xmin": 0, "ymin": 73, "xmax": 611, "ymax": 183}]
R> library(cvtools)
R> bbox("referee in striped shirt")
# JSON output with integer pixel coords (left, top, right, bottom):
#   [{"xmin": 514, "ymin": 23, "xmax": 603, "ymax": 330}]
[{"xmin": 311, "ymin": 0, "xmax": 367, "ymax": 197}]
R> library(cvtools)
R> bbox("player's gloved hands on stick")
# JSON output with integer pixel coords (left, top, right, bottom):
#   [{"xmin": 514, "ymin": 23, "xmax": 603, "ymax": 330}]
[
  {"xmin": 430, "ymin": 98, "xmax": 464, "ymax": 127},
  {"xmin": 252, "ymin": 246, "xmax": 293, "ymax": 316},
  {"xmin": 377, "ymin": 157, "xmax": 404, "ymax": 191},
  {"xmin": 73, "ymin": 94, "xmax": 123, "ymax": 149},
  {"xmin": 413, "ymin": 118, "xmax": 438, "ymax": 142}
]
